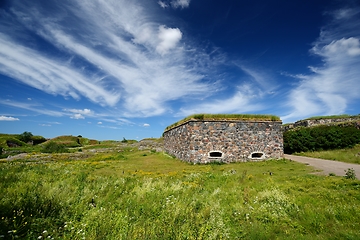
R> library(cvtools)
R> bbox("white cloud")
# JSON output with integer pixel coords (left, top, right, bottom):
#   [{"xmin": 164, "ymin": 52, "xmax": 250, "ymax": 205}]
[
  {"xmin": 97, "ymin": 121, "xmax": 102, "ymax": 125},
  {"xmin": 315, "ymin": 37, "xmax": 360, "ymax": 58},
  {"xmin": 0, "ymin": 116, "xmax": 20, "ymax": 121},
  {"xmin": 158, "ymin": 1, "xmax": 168, "ymax": 8},
  {"xmin": 171, "ymin": 0, "xmax": 191, "ymax": 9},
  {"xmin": 71, "ymin": 113, "xmax": 85, "ymax": 119},
  {"xmin": 65, "ymin": 108, "xmax": 94, "ymax": 119},
  {"xmin": 143, "ymin": 123, "xmax": 150, "ymax": 127},
  {"xmin": 283, "ymin": 7, "xmax": 360, "ymax": 122},
  {"xmin": 156, "ymin": 26, "xmax": 182, "ymax": 55},
  {"xmin": 0, "ymin": 0, "xmax": 217, "ymax": 117},
  {"xmin": 66, "ymin": 108, "xmax": 94, "ymax": 115},
  {"xmin": 158, "ymin": 0, "xmax": 190, "ymax": 9}
]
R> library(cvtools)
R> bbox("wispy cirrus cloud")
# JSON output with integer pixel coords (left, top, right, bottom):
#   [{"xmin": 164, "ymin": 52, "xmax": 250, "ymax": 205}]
[
  {"xmin": 282, "ymin": 6, "xmax": 360, "ymax": 122},
  {"xmin": 0, "ymin": 0, "xmax": 216, "ymax": 117},
  {"xmin": 0, "ymin": 99, "xmax": 64, "ymax": 117},
  {"xmin": 179, "ymin": 84, "xmax": 264, "ymax": 116}
]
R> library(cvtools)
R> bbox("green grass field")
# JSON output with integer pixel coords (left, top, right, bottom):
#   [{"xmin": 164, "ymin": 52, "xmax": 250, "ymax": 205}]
[
  {"xmin": 295, "ymin": 144, "xmax": 360, "ymax": 164},
  {"xmin": 1, "ymin": 143, "xmax": 360, "ymax": 239}
]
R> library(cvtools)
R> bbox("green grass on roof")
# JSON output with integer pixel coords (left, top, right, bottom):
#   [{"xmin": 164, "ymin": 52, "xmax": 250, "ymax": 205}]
[
  {"xmin": 304, "ymin": 114, "xmax": 360, "ymax": 120},
  {"xmin": 165, "ymin": 114, "xmax": 280, "ymax": 131}
]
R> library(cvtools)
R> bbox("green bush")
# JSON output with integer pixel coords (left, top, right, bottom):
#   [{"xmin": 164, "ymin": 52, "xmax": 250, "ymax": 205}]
[
  {"xmin": 344, "ymin": 168, "xmax": 356, "ymax": 180},
  {"xmin": 284, "ymin": 125, "xmax": 360, "ymax": 154},
  {"xmin": 41, "ymin": 142, "xmax": 69, "ymax": 153},
  {"xmin": 17, "ymin": 131, "xmax": 33, "ymax": 143}
]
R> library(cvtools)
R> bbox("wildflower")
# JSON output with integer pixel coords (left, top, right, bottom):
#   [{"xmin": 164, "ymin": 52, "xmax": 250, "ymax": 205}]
[
  {"xmin": 43, "ymin": 230, "xmax": 47, "ymax": 234},
  {"xmin": 0, "ymin": 235, "xmax": 4, "ymax": 238},
  {"xmin": 38, "ymin": 236, "xmax": 42, "ymax": 239}
]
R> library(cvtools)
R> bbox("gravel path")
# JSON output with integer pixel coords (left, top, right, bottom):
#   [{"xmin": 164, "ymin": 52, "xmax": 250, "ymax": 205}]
[{"xmin": 284, "ymin": 154, "xmax": 360, "ymax": 179}]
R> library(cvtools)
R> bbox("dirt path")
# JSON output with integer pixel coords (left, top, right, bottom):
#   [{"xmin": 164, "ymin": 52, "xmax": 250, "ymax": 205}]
[{"xmin": 284, "ymin": 154, "xmax": 360, "ymax": 179}]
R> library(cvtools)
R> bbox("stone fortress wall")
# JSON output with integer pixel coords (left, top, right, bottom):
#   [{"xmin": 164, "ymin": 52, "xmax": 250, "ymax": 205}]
[
  {"xmin": 283, "ymin": 116, "xmax": 360, "ymax": 131},
  {"xmin": 163, "ymin": 120, "xmax": 283, "ymax": 164}
]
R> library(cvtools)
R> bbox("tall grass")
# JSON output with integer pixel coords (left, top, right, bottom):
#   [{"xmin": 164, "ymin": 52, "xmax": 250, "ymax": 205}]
[{"xmin": 1, "ymin": 148, "xmax": 360, "ymax": 239}]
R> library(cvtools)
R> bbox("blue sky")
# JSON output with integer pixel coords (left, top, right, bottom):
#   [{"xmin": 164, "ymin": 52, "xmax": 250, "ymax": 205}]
[{"xmin": 1, "ymin": 0, "xmax": 360, "ymax": 140}]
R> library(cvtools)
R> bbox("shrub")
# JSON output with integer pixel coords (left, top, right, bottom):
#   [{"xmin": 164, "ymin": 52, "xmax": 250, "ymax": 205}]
[
  {"xmin": 41, "ymin": 142, "xmax": 69, "ymax": 153},
  {"xmin": 18, "ymin": 131, "xmax": 33, "ymax": 143},
  {"xmin": 344, "ymin": 168, "xmax": 356, "ymax": 180},
  {"xmin": 284, "ymin": 125, "xmax": 360, "ymax": 154}
]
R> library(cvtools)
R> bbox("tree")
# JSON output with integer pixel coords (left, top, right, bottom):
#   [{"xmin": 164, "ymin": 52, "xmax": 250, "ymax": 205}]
[{"xmin": 18, "ymin": 131, "xmax": 33, "ymax": 143}]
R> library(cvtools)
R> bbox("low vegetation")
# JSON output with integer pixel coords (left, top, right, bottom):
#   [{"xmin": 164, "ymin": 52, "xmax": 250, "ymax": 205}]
[
  {"xmin": 295, "ymin": 144, "xmax": 360, "ymax": 164},
  {"xmin": 284, "ymin": 125, "xmax": 360, "ymax": 154},
  {"xmin": 1, "ymin": 119, "xmax": 360, "ymax": 239},
  {"xmin": 165, "ymin": 114, "xmax": 280, "ymax": 131},
  {"xmin": 1, "ymin": 141, "xmax": 360, "ymax": 239}
]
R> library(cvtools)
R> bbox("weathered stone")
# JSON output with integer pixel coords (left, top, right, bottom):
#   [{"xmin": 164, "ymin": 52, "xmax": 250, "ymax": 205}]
[{"xmin": 163, "ymin": 120, "xmax": 283, "ymax": 163}]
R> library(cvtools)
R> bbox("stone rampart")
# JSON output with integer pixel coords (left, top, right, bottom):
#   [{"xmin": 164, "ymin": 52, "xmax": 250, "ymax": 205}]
[
  {"xmin": 283, "ymin": 117, "xmax": 360, "ymax": 131},
  {"xmin": 163, "ymin": 120, "xmax": 283, "ymax": 164}
]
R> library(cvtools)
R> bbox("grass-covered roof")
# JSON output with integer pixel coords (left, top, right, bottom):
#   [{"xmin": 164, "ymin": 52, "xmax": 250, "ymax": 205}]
[
  {"xmin": 304, "ymin": 114, "xmax": 360, "ymax": 120},
  {"xmin": 164, "ymin": 113, "xmax": 281, "ymax": 131}
]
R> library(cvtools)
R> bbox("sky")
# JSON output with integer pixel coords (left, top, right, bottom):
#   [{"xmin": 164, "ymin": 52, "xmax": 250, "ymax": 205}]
[{"xmin": 1, "ymin": 0, "xmax": 360, "ymax": 140}]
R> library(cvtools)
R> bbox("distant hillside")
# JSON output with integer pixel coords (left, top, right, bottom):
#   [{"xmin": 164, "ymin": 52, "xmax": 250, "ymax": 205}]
[{"xmin": 0, "ymin": 133, "xmax": 46, "ymax": 148}]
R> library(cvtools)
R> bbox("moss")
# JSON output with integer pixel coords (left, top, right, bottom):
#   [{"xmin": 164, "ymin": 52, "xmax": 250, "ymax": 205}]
[{"xmin": 165, "ymin": 113, "xmax": 281, "ymax": 131}]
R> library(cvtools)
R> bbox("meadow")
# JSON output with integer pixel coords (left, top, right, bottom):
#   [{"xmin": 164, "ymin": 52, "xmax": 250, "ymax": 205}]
[
  {"xmin": 295, "ymin": 144, "xmax": 360, "ymax": 164},
  {"xmin": 1, "ymin": 142, "xmax": 360, "ymax": 239}
]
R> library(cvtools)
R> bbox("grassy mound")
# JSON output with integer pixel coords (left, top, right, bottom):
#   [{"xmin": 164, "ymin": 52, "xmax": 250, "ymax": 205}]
[{"xmin": 42, "ymin": 135, "xmax": 98, "ymax": 148}]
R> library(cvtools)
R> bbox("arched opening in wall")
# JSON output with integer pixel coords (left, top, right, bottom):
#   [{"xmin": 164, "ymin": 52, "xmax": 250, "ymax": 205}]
[
  {"xmin": 250, "ymin": 152, "xmax": 264, "ymax": 159},
  {"xmin": 209, "ymin": 151, "xmax": 223, "ymax": 158}
]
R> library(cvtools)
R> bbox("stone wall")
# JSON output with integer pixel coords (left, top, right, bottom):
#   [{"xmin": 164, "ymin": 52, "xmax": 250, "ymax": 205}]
[
  {"xmin": 163, "ymin": 120, "xmax": 283, "ymax": 164},
  {"xmin": 283, "ymin": 116, "xmax": 360, "ymax": 131}
]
